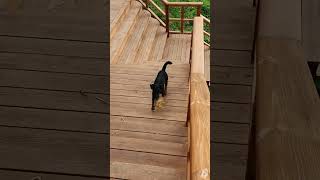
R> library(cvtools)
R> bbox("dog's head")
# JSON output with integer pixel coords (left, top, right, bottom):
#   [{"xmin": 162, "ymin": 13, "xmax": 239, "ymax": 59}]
[{"xmin": 150, "ymin": 83, "xmax": 160, "ymax": 111}]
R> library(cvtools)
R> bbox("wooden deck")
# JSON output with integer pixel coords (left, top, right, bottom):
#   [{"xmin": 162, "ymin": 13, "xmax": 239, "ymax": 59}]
[
  {"xmin": 211, "ymin": 0, "xmax": 256, "ymax": 179},
  {"xmin": 0, "ymin": 0, "xmax": 108, "ymax": 179},
  {"xmin": 110, "ymin": 1, "xmax": 192, "ymax": 179}
]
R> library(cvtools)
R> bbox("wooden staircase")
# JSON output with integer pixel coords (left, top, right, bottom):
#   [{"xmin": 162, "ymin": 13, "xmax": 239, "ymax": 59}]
[{"xmin": 111, "ymin": 0, "xmax": 192, "ymax": 65}]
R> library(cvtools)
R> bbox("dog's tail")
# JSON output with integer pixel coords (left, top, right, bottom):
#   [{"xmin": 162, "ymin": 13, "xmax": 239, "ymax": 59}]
[{"xmin": 162, "ymin": 61, "xmax": 173, "ymax": 71}]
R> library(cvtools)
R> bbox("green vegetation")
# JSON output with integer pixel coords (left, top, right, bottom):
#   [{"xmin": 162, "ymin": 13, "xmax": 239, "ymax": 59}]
[{"xmin": 148, "ymin": 0, "xmax": 210, "ymax": 43}]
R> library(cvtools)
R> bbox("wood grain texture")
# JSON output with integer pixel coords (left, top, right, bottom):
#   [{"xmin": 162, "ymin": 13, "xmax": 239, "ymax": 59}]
[
  {"xmin": 0, "ymin": 52, "xmax": 107, "ymax": 75},
  {"xmin": 212, "ymin": 122, "xmax": 250, "ymax": 144},
  {"xmin": 212, "ymin": 143, "xmax": 248, "ymax": 180},
  {"xmin": 211, "ymin": 49, "xmax": 253, "ymax": 68},
  {"xmin": 211, "ymin": 66, "xmax": 253, "ymax": 85},
  {"xmin": 211, "ymin": 102, "xmax": 251, "ymax": 124},
  {"xmin": 0, "ymin": 170, "xmax": 115, "ymax": 180},
  {"xmin": 212, "ymin": 0, "xmax": 256, "ymax": 50},
  {"xmin": 255, "ymin": 38, "xmax": 320, "ymax": 179},
  {"xmin": 0, "ymin": 126, "xmax": 108, "ymax": 177},
  {"xmin": 211, "ymin": 84, "xmax": 252, "ymax": 103}
]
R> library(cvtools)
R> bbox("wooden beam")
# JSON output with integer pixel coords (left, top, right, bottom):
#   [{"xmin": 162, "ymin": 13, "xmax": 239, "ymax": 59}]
[{"xmin": 189, "ymin": 16, "xmax": 210, "ymax": 180}]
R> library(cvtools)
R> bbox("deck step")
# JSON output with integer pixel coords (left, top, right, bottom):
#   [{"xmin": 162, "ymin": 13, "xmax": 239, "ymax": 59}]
[
  {"xmin": 117, "ymin": 10, "xmax": 151, "ymax": 64},
  {"xmin": 111, "ymin": 1, "xmax": 141, "ymax": 63},
  {"xmin": 110, "ymin": 0, "xmax": 131, "ymax": 39},
  {"xmin": 134, "ymin": 18, "xmax": 160, "ymax": 64},
  {"xmin": 148, "ymin": 26, "xmax": 168, "ymax": 63},
  {"xmin": 163, "ymin": 34, "xmax": 192, "ymax": 64}
]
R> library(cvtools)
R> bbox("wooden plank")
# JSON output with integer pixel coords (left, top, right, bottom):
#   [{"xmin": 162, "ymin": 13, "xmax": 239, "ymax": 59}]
[
  {"xmin": 111, "ymin": 88, "xmax": 189, "ymax": 101},
  {"xmin": 211, "ymin": 66, "xmax": 253, "ymax": 85},
  {"xmin": 148, "ymin": 26, "xmax": 168, "ymax": 62},
  {"xmin": 0, "ymin": 87, "xmax": 107, "ymax": 113},
  {"xmin": 255, "ymin": 38, "xmax": 320, "ymax": 179},
  {"xmin": 0, "ymin": 126, "xmax": 108, "ymax": 177},
  {"xmin": 213, "ymin": 0, "xmax": 255, "ymax": 50},
  {"xmin": 111, "ymin": 83, "xmax": 189, "ymax": 94},
  {"xmin": 211, "ymin": 102, "xmax": 251, "ymax": 124},
  {"xmin": 111, "ymin": 136, "xmax": 187, "ymax": 156},
  {"xmin": 0, "ymin": 170, "xmax": 108, "ymax": 180},
  {"xmin": 0, "ymin": 106, "xmax": 107, "ymax": 133},
  {"xmin": 212, "ymin": 122, "xmax": 250, "ymax": 144},
  {"xmin": 0, "ymin": 36, "xmax": 108, "ymax": 58},
  {"xmin": 110, "ymin": 101, "xmax": 187, "ymax": 122},
  {"xmin": 212, "ymin": 143, "xmax": 248, "ymax": 180},
  {"xmin": 111, "ymin": 149, "xmax": 186, "ymax": 180},
  {"xmin": 210, "ymin": 84, "xmax": 252, "ymax": 103},
  {"xmin": 0, "ymin": 15, "xmax": 107, "ymax": 42},
  {"xmin": 0, "ymin": 69, "xmax": 107, "ymax": 94},
  {"xmin": 111, "ymin": 115, "xmax": 187, "ymax": 137},
  {"xmin": 0, "ymin": 52, "xmax": 107, "ymax": 75},
  {"xmin": 111, "ymin": 95, "xmax": 188, "ymax": 108},
  {"xmin": 211, "ymin": 49, "xmax": 253, "ymax": 67}
]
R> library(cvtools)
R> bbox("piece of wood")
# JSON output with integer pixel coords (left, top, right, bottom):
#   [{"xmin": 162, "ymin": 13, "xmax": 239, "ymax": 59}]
[
  {"xmin": 210, "ymin": 84, "xmax": 252, "ymax": 103},
  {"xmin": 189, "ymin": 74, "xmax": 210, "ymax": 180},
  {"xmin": 110, "ymin": 149, "xmax": 187, "ymax": 179},
  {"xmin": 111, "ymin": 115, "xmax": 187, "ymax": 137},
  {"xmin": 211, "ymin": 102, "xmax": 251, "ymax": 124},
  {"xmin": 212, "ymin": 122, "xmax": 250, "ymax": 144},
  {"xmin": 0, "ymin": 106, "xmax": 107, "ymax": 133},
  {"xmin": 0, "ymin": 69, "xmax": 107, "ymax": 94},
  {"xmin": 0, "ymin": 170, "xmax": 108, "ymax": 180},
  {"xmin": 211, "ymin": 66, "xmax": 253, "ymax": 85},
  {"xmin": 0, "ymin": 36, "xmax": 108, "ymax": 58},
  {"xmin": 0, "ymin": 87, "xmax": 108, "ymax": 113},
  {"xmin": 213, "ymin": 0, "xmax": 256, "ymax": 50},
  {"xmin": 0, "ymin": 52, "xmax": 107, "ymax": 75},
  {"xmin": 0, "ymin": 126, "xmax": 108, "ymax": 177},
  {"xmin": 255, "ymin": 38, "xmax": 320, "ymax": 180},
  {"xmin": 148, "ymin": 26, "xmax": 168, "ymax": 62},
  {"xmin": 191, "ymin": 17, "xmax": 205, "ymax": 74},
  {"xmin": 212, "ymin": 142, "xmax": 248, "ymax": 180},
  {"xmin": 110, "ymin": 101, "xmax": 187, "ymax": 122},
  {"xmin": 189, "ymin": 17, "xmax": 210, "ymax": 180},
  {"xmin": 211, "ymin": 49, "xmax": 253, "ymax": 68}
]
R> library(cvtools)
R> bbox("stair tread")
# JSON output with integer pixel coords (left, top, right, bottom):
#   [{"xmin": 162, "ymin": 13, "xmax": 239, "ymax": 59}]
[
  {"xmin": 163, "ymin": 34, "xmax": 192, "ymax": 64},
  {"xmin": 148, "ymin": 26, "xmax": 168, "ymax": 63},
  {"xmin": 117, "ymin": 10, "xmax": 151, "ymax": 64},
  {"xmin": 111, "ymin": 1, "xmax": 141, "ymax": 63},
  {"xmin": 134, "ymin": 18, "xmax": 160, "ymax": 64}
]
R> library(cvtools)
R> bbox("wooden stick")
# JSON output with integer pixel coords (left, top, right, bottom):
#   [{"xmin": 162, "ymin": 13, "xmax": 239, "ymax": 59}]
[
  {"xmin": 165, "ymin": 4, "xmax": 169, "ymax": 37},
  {"xmin": 189, "ymin": 16, "xmax": 210, "ymax": 180},
  {"xmin": 181, "ymin": 6, "xmax": 185, "ymax": 33}
]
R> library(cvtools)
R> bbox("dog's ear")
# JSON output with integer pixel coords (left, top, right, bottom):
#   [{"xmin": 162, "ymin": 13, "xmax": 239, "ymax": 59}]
[{"xmin": 150, "ymin": 84, "xmax": 154, "ymax": 89}]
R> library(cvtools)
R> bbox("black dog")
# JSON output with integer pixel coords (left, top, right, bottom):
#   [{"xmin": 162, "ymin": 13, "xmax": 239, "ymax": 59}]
[{"xmin": 150, "ymin": 61, "xmax": 173, "ymax": 111}]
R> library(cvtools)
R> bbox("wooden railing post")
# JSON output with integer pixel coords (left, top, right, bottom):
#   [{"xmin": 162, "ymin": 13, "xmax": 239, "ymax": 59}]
[
  {"xmin": 146, "ymin": 0, "xmax": 149, "ymax": 9},
  {"xmin": 181, "ymin": 6, "xmax": 185, "ymax": 33},
  {"xmin": 165, "ymin": 4, "xmax": 170, "ymax": 37},
  {"xmin": 189, "ymin": 16, "xmax": 210, "ymax": 180},
  {"xmin": 196, "ymin": 6, "xmax": 201, "ymax": 16}
]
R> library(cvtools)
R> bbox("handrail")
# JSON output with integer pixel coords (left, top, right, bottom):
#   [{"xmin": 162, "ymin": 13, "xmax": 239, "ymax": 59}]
[
  {"xmin": 189, "ymin": 16, "xmax": 210, "ymax": 180},
  {"xmin": 139, "ymin": 0, "xmax": 210, "ymax": 45}
]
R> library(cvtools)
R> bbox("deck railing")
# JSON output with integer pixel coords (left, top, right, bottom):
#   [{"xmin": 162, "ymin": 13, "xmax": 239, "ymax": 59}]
[
  {"xmin": 188, "ymin": 16, "xmax": 210, "ymax": 180},
  {"xmin": 137, "ymin": 0, "xmax": 210, "ymax": 46}
]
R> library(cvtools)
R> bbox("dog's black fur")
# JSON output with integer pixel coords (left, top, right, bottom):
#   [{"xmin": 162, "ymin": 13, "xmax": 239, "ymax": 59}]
[{"xmin": 150, "ymin": 61, "xmax": 173, "ymax": 111}]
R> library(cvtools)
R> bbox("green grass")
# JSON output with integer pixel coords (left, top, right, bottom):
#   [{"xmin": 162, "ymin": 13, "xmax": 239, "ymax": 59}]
[{"xmin": 148, "ymin": 0, "xmax": 210, "ymax": 43}]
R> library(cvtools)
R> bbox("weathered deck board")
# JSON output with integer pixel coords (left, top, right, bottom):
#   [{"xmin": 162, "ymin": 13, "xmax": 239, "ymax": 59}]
[
  {"xmin": 0, "ymin": 126, "xmax": 108, "ymax": 177},
  {"xmin": 211, "ymin": 102, "xmax": 251, "ymax": 124},
  {"xmin": 212, "ymin": 143, "xmax": 248, "ymax": 180},
  {"xmin": 213, "ymin": 0, "xmax": 256, "ymax": 50},
  {"xmin": 0, "ymin": 0, "xmax": 109, "ymax": 179},
  {"xmin": 0, "ymin": 52, "xmax": 107, "ymax": 75},
  {"xmin": 0, "ymin": 36, "xmax": 108, "ymax": 58},
  {"xmin": 0, "ymin": 170, "xmax": 109, "ymax": 180},
  {"xmin": 211, "ymin": 84, "xmax": 252, "ymax": 103}
]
